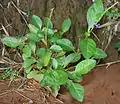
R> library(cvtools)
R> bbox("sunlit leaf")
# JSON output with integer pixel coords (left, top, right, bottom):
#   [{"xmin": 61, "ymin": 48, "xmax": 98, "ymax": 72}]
[
  {"xmin": 28, "ymin": 42, "xmax": 36, "ymax": 54},
  {"xmin": 57, "ymin": 39, "xmax": 74, "ymax": 52},
  {"xmin": 79, "ymin": 38, "xmax": 96, "ymax": 58},
  {"xmin": 93, "ymin": 48, "xmax": 107, "ymax": 59},
  {"xmin": 44, "ymin": 17, "xmax": 53, "ymax": 29},
  {"xmin": 2, "ymin": 36, "xmax": 20, "ymax": 48},
  {"xmin": 65, "ymin": 80, "xmax": 84, "ymax": 102},
  {"xmin": 50, "ymin": 45, "xmax": 63, "ymax": 52},
  {"xmin": 40, "ymin": 70, "xmax": 68, "ymax": 86},
  {"xmin": 27, "ymin": 70, "xmax": 43, "ymax": 82},
  {"xmin": 68, "ymin": 71, "xmax": 83, "ymax": 82},
  {"xmin": 87, "ymin": 0, "xmax": 104, "ymax": 30},
  {"xmin": 26, "ymin": 33, "xmax": 40, "ymax": 42},
  {"xmin": 32, "ymin": 15, "xmax": 42, "ymax": 29},
  {"xmin": 23, "ymin": 57, "xmax": 36, "ymax": 68},
  {"xmin": 22, "ymin": 45, "xmax": 32, "ymax": 58},
  {"xmin": 28, "ymin": 24, "xmax": 38, "ymax": 33},
  {"xmin": 52, "ymin": 58, "xmax": 58, "ymax": 69},
  {"xmin": 75, "ymin": 59, "xmax": 96, "ymax": 75},
  {"xmin": 62, "ymin": 18, "xmax": 71, "ymax": 34}
]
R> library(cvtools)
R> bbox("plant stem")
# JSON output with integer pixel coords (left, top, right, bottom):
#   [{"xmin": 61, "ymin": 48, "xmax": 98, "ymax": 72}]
[{"xmin": 45, "ymin": 8, "xmax": 54, "ymax": 48}]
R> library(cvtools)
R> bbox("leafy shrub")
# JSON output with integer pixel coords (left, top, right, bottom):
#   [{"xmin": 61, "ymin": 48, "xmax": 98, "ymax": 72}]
[{"xmin": 2, "ymin": 0, "xmax": 117, "ymax": 102}]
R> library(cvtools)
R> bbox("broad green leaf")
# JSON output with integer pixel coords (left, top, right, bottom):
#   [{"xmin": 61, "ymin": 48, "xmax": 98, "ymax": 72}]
[
  {"xmin": 23, "ymin": 57, "xmax": 36, "ymax": 68},
  {"xmin": 62, "ymin": 18, "xmax": 71, "ymax": 34},
  {"xmin": 68, "ymin": 71, "xmax": 83, "ymax": 82},
  {"xmin": 28, "ymin": 42, "xmax": 36, "ymax": 54},
  {"xmin": 32, "ymin": 15, "xmax": 42, "ymax": 29},
  {"xmin": 26, "ymin": 33, "xmax": 40, "ymax": 42},
  {"xmin": 36, "ymin": 48, "xmax": 46, "ymax": 57},
  {"xmin": 42, "ymin": 27, "xmax": 54, "ymax": 38},
  {"xmin": 49, "ymin": 34, "xmax": 61, "ymax": 44},
  {"xmin": 22, "ymin": 45, "xmax": 32, "ymax": 58},
  {"xmin": 43, "ymin": 51, "xmax": 52, "ymax": 66},
  {"xmin": 40, "ymin": 70, "xmax": 68, "ymax": 86},
  {"xmin": 50, "ymin": 45, "xmax": 63, "ymax": 52},
  {"xmin": 56, "ymin": 56, "xmax": 65, "ymax": 66},
  {"xmin": 87, "ymin": 0, "xmax": 104, "ymax": 30},
  {"xmin": 64, "ymin": 53, "xmax": 81, "ymax": 67},
  {"xmin": 26, "ymin": 66, "xmax": 32, "ymax": 73},
  {"xmin": 52, "ymin": 58, "xmax": 58, "ymax": 69},
  {"xmin": 44, "ymin": 17, "xmax": 53, "ymax": 29},
  {"xmin": 57, "ymin": 51, "xmax": 66, "ymax": 57},
  {"xmin": 27, "ymin": 70, "xmax": 43, "ymax": 82},
  {"xmin": 75, "ymin": 59, "xmax": 96, "ymax": 75},
  {"xmin": 37, "ymin": 30, "xmax": 44, "ymax": 38},
  {"xmin": 65, "ymin": 80, "xmax": 84, "ymax": 102},
  {"xmin": 28, "ymin": 24, "xmax": 38, "ymax": 33},
  {"xmin": 37, "ymin": 60, "xmax": 43, "ymax": 69},
  {"xmin": 2, "ymin": 37, "xmax": 20, "ymax": 48},
  {"xmin": 79, "ymin": 38, "xmax": 96, "ymax": 58},
  {"xmin": 93, "ymin": 48, "xmax": 107, "ymax": 59},
  {"xmin": 57, "ymin": 39, "xmax": 74, "ymax": 52}
]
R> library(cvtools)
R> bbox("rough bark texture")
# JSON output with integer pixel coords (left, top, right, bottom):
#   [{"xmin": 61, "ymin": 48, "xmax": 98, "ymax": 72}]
[{"xmin": 0, "ymin": 0, "xmax": 91, "ymax": 44}]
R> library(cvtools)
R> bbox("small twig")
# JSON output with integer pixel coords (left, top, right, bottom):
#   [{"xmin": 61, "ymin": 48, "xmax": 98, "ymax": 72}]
[
  {"xmin": 1, "ymin": 24, "xmax": 9, "ymax": 36},
  {"xmin": 99, "ymin": 21, "xmax": 119, "ymax": 28},
  {"xmin": 0, "ymin": 23, "xmax": 12, "ymax": 31},
  {"xmin": 11, "ymin": 1, "xmax": 28, "ymax": 25},
  {"xmin": 92, "ymin": 32, "xmax": 100, "ymax": 42},
  {"xmin": 14, "ymin": 90, "xmax": 32, "ymax": 101},
  {"xmin": 0, "ymin": 90, "xmax": 13, "ymax": 97},
  {"xmin": 97, "ymin": 60, "xmax": 120, "ymax": 68}
]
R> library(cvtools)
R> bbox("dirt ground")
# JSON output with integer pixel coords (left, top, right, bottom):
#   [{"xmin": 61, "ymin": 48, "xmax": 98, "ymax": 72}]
[{"xmin": 0, "ymin": 63, "xmax": 120, "ymax": 104}]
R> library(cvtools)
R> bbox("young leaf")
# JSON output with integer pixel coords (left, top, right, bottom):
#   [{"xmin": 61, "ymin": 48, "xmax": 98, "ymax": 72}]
[
  {"xmin": 75, "ymin": 59, "xmax": 96, "ymax": 75},
  {"xmin": 68, "ymin": 71, "xmax": 83, "ymax": 82},
  {"xmin": 23, "ymin": 57, "xmax": 36, "ymax": 68},
  {"xmin": 42, "ymin": 27, "xmax": 54, "ymax": 38},
  {"xmin": 93, "ymin": 48, "xmax": 107, "ymax": 59},
  {"xmin": 64, "ymin": 53, "xmax": 81, "ymax": 67},
  {"xmin": 87, "ymin": 0, "xmax": 104, "ymax": 30},
  {"xmin": 37, "ymin": 30, "xmax": 44, "ymax": 38},
  {"xmin": 36, "ymin": 48, "xmax": 46, "ymax": 57},
  {"xmin": 62, "ymin": 18, "xmax": 71, "ymax": 34},
  {"xmin": 50, "ymin": 45, "xmax": 63, "ymax": 52},
  {"xmin": 32, "ymin": 15, "xmax": 42, "ymax": 29},
  {"xmin": 26, "ymin": 66, "xmax": 32, "ymax": 73},
  {"xmin": 26, "ymin": 33, "xmax": 40, "ymax": 42},
  {"xmin": 22, "ymin": 45, "xmax": 32, "ymax": 58},
  {"xmin": 57, "ymin": 39, "xmax": 74, "ymax": 52},
  {"xmin": 43, "ymin": 51, "xmax": 52, "ymax": 66},
  {"xmin": 52, "ymin": 58, "xmax": 58, "ymax": 69},
  {"xmin": 28, "ymin": 42, "xmax": 36, "ymax": 54},
  {"xmin": 27, "ymin": 70, "xmax": 43, "ymax": 82},
  {"xmin": 79, "ymin": 38, "xmax": 96, "ymax": 58},
  {"xmin": 2, "ymin": 36, "xmax": 20, "ymax": 48},
  {"xmin": 44, "ymin": 17, "xmax": 53, "ymax": 29},
  {"xmin": 56, "ymin": 56, "xmax": 65, "ymax": 66},
  {"xmin": 28, "ymin": 24, "xmax": 38, "ymax": 34},
  {"xmin": 37, "ymin": 59, "xmax": 43, "ymax": 69},
  {"xmin": 65, "ymin": 80, "xmax": 84, "ymax": 102},
  {"xmin": 49, "ymin": 34, "xmax": 61, "ymax": 44},
  {"xmin": 40, "ymin": 70, "xmax": 68, "ymax": 86}
]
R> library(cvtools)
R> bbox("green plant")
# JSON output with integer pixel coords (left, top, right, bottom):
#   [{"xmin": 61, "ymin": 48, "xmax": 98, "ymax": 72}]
[
  {"xmin": 106, "ymin": 7, "xmax": 120, "ymax": 20},
  {"xmin": 2, "ymin": 0, "xmax": 117, "ymax": 102},
  {"xmin": 0, "ymin": 67, "xmax": 19, "ymax": 80},
  {"xmin": 114, "ymin": 42, "xmax": 120, "ymax": 53}
]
